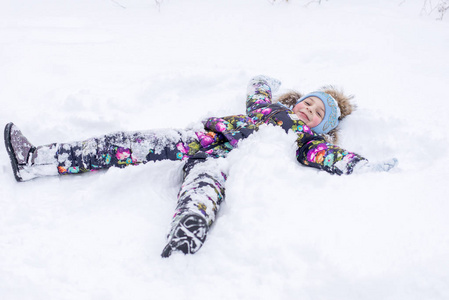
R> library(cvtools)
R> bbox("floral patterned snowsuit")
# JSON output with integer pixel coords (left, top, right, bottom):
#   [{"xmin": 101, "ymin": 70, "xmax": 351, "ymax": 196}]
[{"xmin": 54, "ymin": 78, "xmax": 365, "ymax": 251}]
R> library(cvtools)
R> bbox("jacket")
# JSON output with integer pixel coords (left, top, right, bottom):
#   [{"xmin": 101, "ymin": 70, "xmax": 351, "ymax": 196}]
[{"xmin": 194, "ymin": 78, "xmax": 365, "ymax": 175}]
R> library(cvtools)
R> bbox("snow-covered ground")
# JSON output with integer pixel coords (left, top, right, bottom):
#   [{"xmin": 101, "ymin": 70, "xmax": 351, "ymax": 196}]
[{"xmin": 1, "ymin": 0, "xmax": 448, "ymax": 299}]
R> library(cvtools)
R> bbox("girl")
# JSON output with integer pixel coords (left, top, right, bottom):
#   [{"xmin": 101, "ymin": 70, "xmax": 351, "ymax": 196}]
[{"xmin": 4, "ymin": 75, "xmax": 397, "ymax": 257}]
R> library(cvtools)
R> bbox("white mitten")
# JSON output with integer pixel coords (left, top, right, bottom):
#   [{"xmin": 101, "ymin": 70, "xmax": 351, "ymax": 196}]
[
  {"xmin": 353, "ymin": 158, "xmax": 398, "ymax": 174},
  {"xmin": 250, "ymin": 75, "xmax": 282, "ymax": 93}
]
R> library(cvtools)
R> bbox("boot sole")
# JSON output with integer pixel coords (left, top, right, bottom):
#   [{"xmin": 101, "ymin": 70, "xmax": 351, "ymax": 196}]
[{"xmin": 4, "ymin": 122, "xmax": 23, "ymax": 182}]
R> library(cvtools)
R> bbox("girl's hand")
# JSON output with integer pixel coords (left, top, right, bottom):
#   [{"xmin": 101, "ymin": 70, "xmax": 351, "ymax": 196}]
[
  {"xmin": 250, "ymin": 75, "xmax": 282, "ymax": 93},
  {"xmin": 353, "ymin": 158, "xmax": 398, "ymax": 173}
]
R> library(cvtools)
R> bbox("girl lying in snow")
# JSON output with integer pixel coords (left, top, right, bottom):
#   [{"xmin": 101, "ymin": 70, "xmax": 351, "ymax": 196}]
[{"xmin": 4, "ymin": 75, "xmax": 397, "ymax": 257}]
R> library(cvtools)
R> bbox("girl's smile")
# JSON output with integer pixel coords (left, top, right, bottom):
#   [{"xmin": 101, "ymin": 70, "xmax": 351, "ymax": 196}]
[{"xmin": 298, "ymin": 111, "xmax": 309, "ymax": 122}]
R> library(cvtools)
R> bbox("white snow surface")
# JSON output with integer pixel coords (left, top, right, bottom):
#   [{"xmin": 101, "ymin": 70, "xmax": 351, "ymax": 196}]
[{"xmin": 1, "ymin": 0, "xmax": 449, "ymax": 299}]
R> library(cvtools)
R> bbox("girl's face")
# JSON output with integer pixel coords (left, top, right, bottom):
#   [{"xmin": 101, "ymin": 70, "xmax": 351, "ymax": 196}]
[{"xmin": 292, "ymin": 96, "xmax": 325, "ymax": 128}]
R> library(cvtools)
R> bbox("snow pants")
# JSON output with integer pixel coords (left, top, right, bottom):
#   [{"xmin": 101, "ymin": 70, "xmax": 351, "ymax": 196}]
[{"xmin": 54, "ymin": 129, "xmax": 227, "ymax": 238}]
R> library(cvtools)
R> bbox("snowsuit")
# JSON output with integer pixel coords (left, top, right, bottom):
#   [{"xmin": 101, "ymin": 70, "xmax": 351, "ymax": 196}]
[{"xmin": 53, "ymin": 78, "xmax": 365, "ymax": 253}]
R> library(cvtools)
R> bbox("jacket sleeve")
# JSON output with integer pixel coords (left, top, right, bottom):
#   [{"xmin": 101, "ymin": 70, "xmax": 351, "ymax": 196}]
[
  {"xmin": 246, "ymin": 78, "xmax": 273, "ymax": 114},
  {"xmin": 296, "ymin": 138, "xmax": 366, "ymax": 175}
]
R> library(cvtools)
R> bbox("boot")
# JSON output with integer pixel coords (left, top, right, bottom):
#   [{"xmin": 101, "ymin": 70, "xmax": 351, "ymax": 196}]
[
  {"xmin": 161, "ymin": 214, "xmax": 208, "ymax": 258},
  {"xmin": 4, "ymin": 123, "xmax": 58, "ymax": 182}
]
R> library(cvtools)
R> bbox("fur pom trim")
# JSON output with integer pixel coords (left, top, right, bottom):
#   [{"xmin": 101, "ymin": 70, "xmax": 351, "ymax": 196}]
[{"xmin": 274, "ymin": 91, "xmax": 303, "ymax": 107}]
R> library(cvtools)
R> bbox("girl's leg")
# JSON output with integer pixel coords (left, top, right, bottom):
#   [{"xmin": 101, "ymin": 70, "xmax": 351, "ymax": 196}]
[
  {"xmin": 161, "ymin": 153, "xmax": 228, "ymax": 257},
  {"xmin": 55, "ymin": 129, "xmax": 198, "ymax": 175},
  {"xmin": 4, "ymin": 123, "xmax": 198, "ymax": 181}
]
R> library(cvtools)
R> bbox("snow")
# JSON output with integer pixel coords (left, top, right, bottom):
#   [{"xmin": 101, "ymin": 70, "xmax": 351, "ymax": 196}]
[{"xmin": 1, "ymin": 0, "xmax": 449, "ymax": 299}]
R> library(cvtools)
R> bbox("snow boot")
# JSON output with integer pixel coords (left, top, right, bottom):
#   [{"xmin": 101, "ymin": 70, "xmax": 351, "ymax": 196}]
[
  {"xmin": 161, "ymin": 214, "xmax": 208, "ymax": 258},
  {"xmin": 4, "ymin": 123, "xmax": 58, "ymax": 182}
]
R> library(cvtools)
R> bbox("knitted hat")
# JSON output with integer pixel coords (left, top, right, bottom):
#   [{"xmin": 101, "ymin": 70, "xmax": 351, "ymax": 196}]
[{"xmin": 296, "ymin": 91, "xmax": 341, "ymax": 134}]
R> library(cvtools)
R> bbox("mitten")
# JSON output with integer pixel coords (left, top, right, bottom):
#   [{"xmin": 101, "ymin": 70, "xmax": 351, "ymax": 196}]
[
  {"xmin": 353, "ymin": 158, "xmax": 398, "ymax": 174},
  {"xmin": 250, "ymin": 75, "xmax": 282, "ymax": 93}
]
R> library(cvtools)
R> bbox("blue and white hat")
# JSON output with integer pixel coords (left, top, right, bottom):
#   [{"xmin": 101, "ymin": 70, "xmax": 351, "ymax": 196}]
[{"xmin": 296, "ymin": 91, "xmax": 341, "ymax": 134}]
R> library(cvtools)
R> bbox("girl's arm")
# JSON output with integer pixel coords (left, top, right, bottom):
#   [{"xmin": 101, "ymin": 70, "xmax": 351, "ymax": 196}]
[
  {"xmin": 296, "ymin": 138, "xmax": 366, "ymax": 175},
  {"xmin": 200, "ymin": 75, "xmax": 281, "ymax": 149},
  {"xmin": 296, "ymin": 138, "xmax": 397, "ymax": 175}
]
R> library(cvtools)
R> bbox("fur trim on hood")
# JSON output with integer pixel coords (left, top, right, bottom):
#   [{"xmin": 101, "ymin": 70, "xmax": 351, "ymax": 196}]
[{"xmin": 275, "ymin": 86, "xmax": 356, "ymax": 144}]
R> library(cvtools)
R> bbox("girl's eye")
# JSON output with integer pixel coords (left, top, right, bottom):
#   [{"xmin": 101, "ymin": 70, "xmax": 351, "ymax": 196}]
[{"xmin": 305, "ymin": 101, "xmax": 310, "ymax": 105}]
